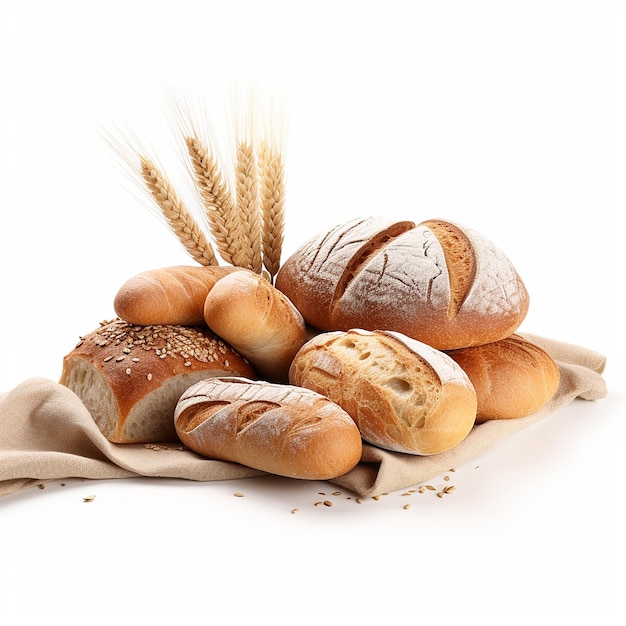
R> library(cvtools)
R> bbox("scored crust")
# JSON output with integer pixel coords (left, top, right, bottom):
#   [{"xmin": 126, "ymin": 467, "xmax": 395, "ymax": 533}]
[
  {"xmin": 174, "ymin": 377, "xmax": 363, "ymax": 480},
  {"xmin": 420, "ymin": 219, "xmax": 476, "ymax": 319},
  {"xmin": 276, "ymin": 217, "xmax": 529, "ymax": 350}
]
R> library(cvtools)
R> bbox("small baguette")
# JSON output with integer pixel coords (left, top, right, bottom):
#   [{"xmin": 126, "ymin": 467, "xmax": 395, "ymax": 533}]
[
  {"xmin": 446, "ymin": 334, "xmax": 560, "ymax": 422},
  {"xmin": 174, "ymin": 377, "xmax": 363, "ymax": 480},
  {"xmin": 114, "ymin": 265, "xmax": 243, "ymax": 326},
  {"xmin": 289, "ymin": 329, "xmax": 477, "ymax": 455},
  {"xmin": 203, "ymin": 270, "xmax": 307, "ymax": 382}
]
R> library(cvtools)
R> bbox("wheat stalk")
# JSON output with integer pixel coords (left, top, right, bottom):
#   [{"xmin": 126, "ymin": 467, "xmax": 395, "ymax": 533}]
[
  {"xmin": 258, "ymin": 140, "xmax": 285, "ymax": 281},
  {"xmin": 184, "ymin": 135, "xmax": 242, "ymax": 266},
  {"xmin": 139, "ymin": 156, "xmax": 218, "ymax": 266},
  {"xmin": 235, "ymin": 140, "xmax": 263, "ymax": 273}
]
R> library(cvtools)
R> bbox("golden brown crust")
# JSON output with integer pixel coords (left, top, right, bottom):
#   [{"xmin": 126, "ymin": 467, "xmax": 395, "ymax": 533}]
[
  {"xmin": 203, "ymin": 270, "xmax": 307, "ymax": 382},
  {"xmin": 446, "ymin": 334, "xmax": 560, "ymax": 422},
  {"xmin": 174, "ymin": 377, "xmax": 363, "ymax": 480},
  {"xmin": 289, "ymin": 329, "xmax": 477, "ymax": 455},
  {"xmin": 59, "ymin": 319, "xmax": 256, "ymax": 443},
  {"xmin": 114, "ymin": 265, "xmax": 243, "ymax": 326}
]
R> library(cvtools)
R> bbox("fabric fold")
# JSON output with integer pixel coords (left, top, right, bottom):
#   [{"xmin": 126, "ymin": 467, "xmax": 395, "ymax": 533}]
[{"xmin": 0, "ymin": 334, "xmax": 608, "ymax": 499}]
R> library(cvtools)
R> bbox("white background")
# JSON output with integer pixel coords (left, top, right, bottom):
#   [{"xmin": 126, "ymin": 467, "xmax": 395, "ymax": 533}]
[{"xmin": 1, "ymin": 1, "xmax": 625, "ymax": 624}]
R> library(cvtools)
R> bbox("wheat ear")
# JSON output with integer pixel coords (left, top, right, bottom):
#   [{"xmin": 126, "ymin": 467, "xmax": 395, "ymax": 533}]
[
  {"xmin": 140, "ymin": 156, "xmax": 218, "ymax": 266},
  {"xmin": 258, "ymin": 140, "xmax": 286, "ymax": 281},
  {"xmin": 235, "ymin": 140, "xmax": 263, "ymax": 273},
  {"xmin": 184, "ymin": 135, "xmax": 242, "ymax": 266}
]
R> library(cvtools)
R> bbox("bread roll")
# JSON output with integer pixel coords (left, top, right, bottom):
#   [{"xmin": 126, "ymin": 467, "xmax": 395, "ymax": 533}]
[
  {"xmin": 446, "ymin": 334, "xmax": 560, "ymax": 422},
  {"xmin": 203, "ymin": 270, "xmax": 307, "ymax": 382},
  {"xmin": 114, "ymin": 265, "xmax": 242, "ymax": 326},
  {"xmin": 59, "ymin": 319, "xmax": 255, "ymax": 443},
  {"xmin": 174, "ymin": 377, "xmax": 363, "ymax": 480},
  {"xmin": 275, "ymin": 217, "xmax": 529, "ymax": 350},
  {"xmin": 289, "ymin": 329, "xmax": 477, "ymax": 455}
]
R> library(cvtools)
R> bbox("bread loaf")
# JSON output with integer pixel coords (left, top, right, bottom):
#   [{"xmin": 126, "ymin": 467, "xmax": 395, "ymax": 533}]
[
  {"xmin": 446, "ymin": 334, "xmax": 560, "ymax": 422},
  {"xmin": 174, "ymin": 377, "xmax": 363, "ymax": 480},
  {"xmin": 275, "ymin": 217, "xmax": 529, "ymax": 350},
  {"xmin": 203, "ymin": 270, "xmax": 307, "ymax": 382},
  {"xmin": 114, "ymin": 265, "xmax": 242, "ymax": 326},
  {"xmin": 289, "ymin": 329, "xmax": 477, "ymax": 455},
  {"xmin": 59, "ymin": 319, "xmax": 256, "ymax": 443}
]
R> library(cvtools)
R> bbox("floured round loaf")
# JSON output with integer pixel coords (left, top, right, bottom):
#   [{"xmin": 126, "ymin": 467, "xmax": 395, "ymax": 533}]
[
  {"xmin": 174, "ymin": 377, "xmax": 363, "ymax": 480},
  {"xmin": 275, "ymin": 217, "xmax": 529, "ymax": 350},
  {"xmin": 446, "ymin": 334, "xmax": 560, "ymax": 422},
  {"xmin": 59, "ymin": 319, "xmax": 256, "ymax": 443},
  {"xmin": 289, "ymin": 329, "xmax": 477, "ymax": 455}
]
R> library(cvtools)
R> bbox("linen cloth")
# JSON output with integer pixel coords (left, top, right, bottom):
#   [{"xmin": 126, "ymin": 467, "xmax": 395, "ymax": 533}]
[{"xmin": 0, "ymin": 334, "xmax": 607, "ymax": 498}]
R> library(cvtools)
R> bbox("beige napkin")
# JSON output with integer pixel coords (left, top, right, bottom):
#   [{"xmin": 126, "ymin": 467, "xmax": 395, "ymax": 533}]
[{"xmin": 0, "ymin": 333, "xmax": 608, "ymax": 499}]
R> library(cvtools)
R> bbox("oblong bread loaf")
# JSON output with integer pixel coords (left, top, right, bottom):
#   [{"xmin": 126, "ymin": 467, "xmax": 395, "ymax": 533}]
[
  {"xmin": 446, "ymin": 334, "xmax": 560, "ymax": 422},
  {"xmin": 174, "ymin": 377, "xmax": 363, "ymax": 480},
  {"xmin": 289, "ymin": 329, "xmax": 478, "ymax": 455},
  {"xmin": 203, "ymin": 270, "xmax": 307, "ymax": 382},
  {"xmin": 114, "ymin": 265, "xmax": 243, "ymax": 326}
]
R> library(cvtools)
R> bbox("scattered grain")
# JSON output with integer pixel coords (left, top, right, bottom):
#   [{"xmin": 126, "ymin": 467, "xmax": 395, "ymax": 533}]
[
  {"xmin": 233, "ymin": 492, "xmax": 245, "ymax": 498},
  {"xmin": 403, "ymin": 504, "xmax": 411, "ymax": 510},
  {"xmin": 291, "ymin": 508, "xmax": 299, "ymax": 514},
  {"xmin": 83, "ymin": 495, "xmax": 96, "ymax": 502}
]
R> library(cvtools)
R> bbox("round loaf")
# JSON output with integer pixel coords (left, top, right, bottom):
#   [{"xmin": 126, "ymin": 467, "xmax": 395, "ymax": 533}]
[
  {"xmin": 114, "ymin": 265, "xmax": 242, "ymax": 326},
  {"xmin": 446, "ymin": 334, "xmax": 560, "ymax": 422},
  {"xmin": 59, "ymin": 319, "xmax": 256, "ymax": 443},
  {"xmin": 275, "ymin": 217, "xmax": 529, "ymax": 350},
  {"xmin": 174, "ymin": 377, "xmax": 363, "ymax": 480},
  {"xmin": 289, "ymin": 329, "xmax": 478, "ymax": 455},
  {"xmin": 203, "ymin": 269, "xmax": 307, "ymax": 382}
]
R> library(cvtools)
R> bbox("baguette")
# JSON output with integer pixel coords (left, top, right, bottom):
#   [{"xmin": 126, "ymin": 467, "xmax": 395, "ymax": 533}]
[
  {"xmin": 203, "ymin": 269, "xmax": 307, "ymax": 382},
  {"xmin": 174, "ymin": 377, "xmax": 363, "ymax": 480},
  {"xmin": 59, "ymin": 319, "xmax": 256, "ymax": 443},
  {"xmin": 446, "ymin": 334, "xmax": 560, "ymax": 422},
  {"xmin": 289, "ymin": 329, "xmax": 477, "ymax": 455},
  {"xmin": 275, "ymin": 217, "xmax": 529, "ymax": 350},
  {"xmin": 114, "ymin": 265, "xmax": 243, "ymax": 326}
]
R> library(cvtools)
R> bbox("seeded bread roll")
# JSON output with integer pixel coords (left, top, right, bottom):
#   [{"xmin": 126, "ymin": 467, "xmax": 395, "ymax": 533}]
[
  {"xmin": 446, "ymin": 334, "xmax": 560, "ymax": 423},
  {"xmin": 59, "ymin": 319, "xmax": 256, "ymax": 443},
  {"xmin": 174, "ymin": 377, "xmax": 363, "ymax": 480},
  {"xmin": 289, "ymin": 329, "xmax": 477, "ymax": 455},
  {"xmin": 203, "ymin": 269, "xmax": 307, "ymax": 382},
  {"xmin": 275, "ymin": 217, "xmax": 529, "ymax": 350},
  {"xmin": 114, "ymin": 265, "xmax": 243, "ymax": 326}
]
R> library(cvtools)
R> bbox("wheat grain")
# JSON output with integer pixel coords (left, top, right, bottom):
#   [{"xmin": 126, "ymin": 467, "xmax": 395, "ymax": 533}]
[
  {"xmin": 140, "ymin": 156, "xmax": 218, "ymax": 266},
  {"xmin": 258, "ymin": 140, "xmax": 285, "ymax": 281}
]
